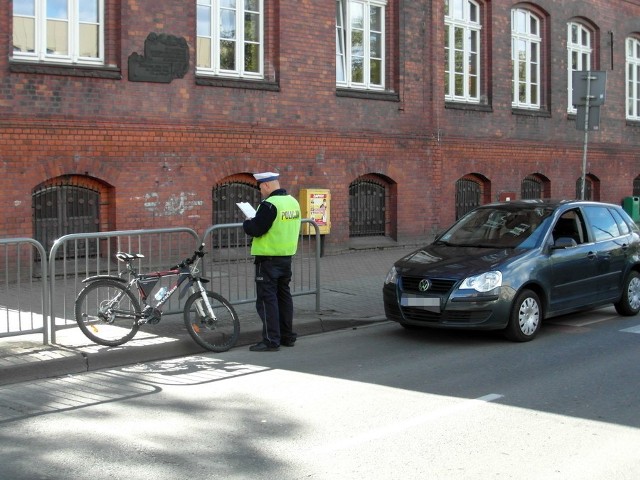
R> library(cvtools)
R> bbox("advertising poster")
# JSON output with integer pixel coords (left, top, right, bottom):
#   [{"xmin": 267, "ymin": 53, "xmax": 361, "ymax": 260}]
[{"xmin": 300, "ymin": 189, "xmax": 330, "ymax": 234}]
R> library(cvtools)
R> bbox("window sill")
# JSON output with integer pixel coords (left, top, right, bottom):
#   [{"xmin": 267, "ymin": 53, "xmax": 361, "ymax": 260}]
[
  {"xmin": 10, "ymin": 61, "xmax": 121, "ymax": 79},
  {"xmin": 336, "ymin": 88, "xmax": 399, "ymax": 102},
  {"xmin": 511, "ymin": 108, "xmax": 551, "ymax": 118},
  {"xmin": 195, "ymin": 76, "xmax": 280, "ymax": 91},
  {"xmin": 626, "ymin": 119, "xmax": 640, "ymax": 127},
  {"xmin": 445, "ymin": 101, "xmax": 492, "ymax": 112}
]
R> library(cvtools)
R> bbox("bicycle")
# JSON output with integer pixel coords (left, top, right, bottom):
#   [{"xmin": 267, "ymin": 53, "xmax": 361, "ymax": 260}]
[{"xmin": 74, "ymin": 243, "xmax": 240, "ymax": 352}]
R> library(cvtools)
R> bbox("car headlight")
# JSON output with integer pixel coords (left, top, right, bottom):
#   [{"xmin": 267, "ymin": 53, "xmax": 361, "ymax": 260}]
[
  {"xmin": 384, "ymin": 266, "xmax": 398, "ymax": 284},
  {"xmin": 459, "ymin": 271, "xmax": 502, "ymax": 292}
]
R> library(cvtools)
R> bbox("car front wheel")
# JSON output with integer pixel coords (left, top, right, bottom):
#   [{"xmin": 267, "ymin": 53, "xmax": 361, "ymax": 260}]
[
  {"xmin": 614, "ymin": 270, "xmax": 640, "ymax": 316},
  {"xmin": 505, "ymin": 289, "xmax": 541, "ymax": 342}
]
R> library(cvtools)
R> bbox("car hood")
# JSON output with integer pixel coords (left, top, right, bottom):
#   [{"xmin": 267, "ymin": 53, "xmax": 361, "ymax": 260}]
[{"xmin": 394, "ymin": 244, "xmax": 529, "ymax": 279}]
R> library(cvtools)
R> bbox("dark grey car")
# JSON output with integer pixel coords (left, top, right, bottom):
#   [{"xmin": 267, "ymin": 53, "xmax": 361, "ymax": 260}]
[{"xmin": 383, "ymin": 200, "xmax": 640, "ymax": 341}]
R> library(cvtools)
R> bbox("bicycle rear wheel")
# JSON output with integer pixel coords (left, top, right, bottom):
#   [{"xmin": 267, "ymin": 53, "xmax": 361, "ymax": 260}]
[
  {"xmin": 184, "ymin": 291, "xmax": 240, "ymax": 352},
  {"xmin": 75, "ymin": 279, "xmax": 141, "ymax": 346}
]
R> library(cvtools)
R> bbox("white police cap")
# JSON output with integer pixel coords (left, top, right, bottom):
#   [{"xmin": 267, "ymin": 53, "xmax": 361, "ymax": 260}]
[{"xmin": 253, "ymin": 172, "xmax": 280, "ymax": 183}]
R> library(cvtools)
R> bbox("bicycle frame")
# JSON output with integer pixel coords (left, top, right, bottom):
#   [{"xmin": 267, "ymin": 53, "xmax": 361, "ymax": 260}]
[
  {"xmin": 136, "ymin": 267, "xmax": 186, "ymax": 306},
  {"xmin": 138, "ymin": 254, "xmax": 218, "ymax": 324}
]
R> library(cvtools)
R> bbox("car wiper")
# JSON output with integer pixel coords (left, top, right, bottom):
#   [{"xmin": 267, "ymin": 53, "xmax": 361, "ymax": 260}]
[
  {"xmin": 433, "ymin": 240, "xmax": 456, "ymax": 246},
  {"xmin": 457, "ymin": 243, "xmax": 502, "ymax": 248}
]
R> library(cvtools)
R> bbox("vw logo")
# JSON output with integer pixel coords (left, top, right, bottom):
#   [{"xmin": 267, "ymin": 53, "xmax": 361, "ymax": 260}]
[{"xmin": 418, "ymin": 279, "xmax": 431, "ymax": 292}]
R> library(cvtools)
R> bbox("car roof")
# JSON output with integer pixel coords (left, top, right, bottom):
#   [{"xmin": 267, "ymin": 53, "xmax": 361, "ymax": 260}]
[{"xmin": 480, "ymin": 199, "xmax": 621, "ymax": 210}]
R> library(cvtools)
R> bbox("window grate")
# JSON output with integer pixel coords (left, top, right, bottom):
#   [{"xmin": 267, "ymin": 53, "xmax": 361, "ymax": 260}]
[
  {"xmin": 576, "ymin": 177, "xmax": 593, "ymax": 200},
  {"xmin": 32, "ymin": 184, "xmax": 100, "ymax": 259},
  {"xmin": 455, "ymin": 178, "xmax": 481, "ymax": 219},
  {"xmin": 349, "ymin": 180, "xmax": 385, "ymax": 237},
  {"xmin": 212, "ymin": 182, "xmax": 261, "ymax": 247},
  {"xmin": 521, "ymin": 176, "xmax": 542, "ymax": 199}
]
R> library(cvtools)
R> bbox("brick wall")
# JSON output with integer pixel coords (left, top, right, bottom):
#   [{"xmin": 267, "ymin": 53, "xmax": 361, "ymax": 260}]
[
  {"xmin": 0, "ymin": 0, "xmax": 639, "ymax": 251},
  {"xmin": 0, "ymin": 120, "xmax": 432, "ymax": 245}
]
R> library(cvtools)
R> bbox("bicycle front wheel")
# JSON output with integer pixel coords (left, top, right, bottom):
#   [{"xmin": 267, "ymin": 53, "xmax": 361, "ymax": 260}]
[
  {"xmin": 184, "ymin": 291, "xmax": 240, "ymax": 352},
  {"xmin": 75, "ymin": 279, "xmax": 141, "ymax": 346}
]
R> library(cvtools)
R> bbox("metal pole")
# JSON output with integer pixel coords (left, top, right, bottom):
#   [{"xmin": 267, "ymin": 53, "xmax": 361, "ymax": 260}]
[{"xmin": 580, "ymin": 72, "xmax": 592, "ymax": 200}]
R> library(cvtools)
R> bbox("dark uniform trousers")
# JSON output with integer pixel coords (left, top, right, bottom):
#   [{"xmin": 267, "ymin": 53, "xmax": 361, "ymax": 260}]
[{"xmin": 255, "ymin": 256, "xmax": 296, "ymax": 347}]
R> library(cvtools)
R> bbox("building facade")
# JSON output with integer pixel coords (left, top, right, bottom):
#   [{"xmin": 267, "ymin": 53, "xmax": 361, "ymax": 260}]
[{"xmin": 1, "ymin": 0, "xmax": 639, "ymax": 254}]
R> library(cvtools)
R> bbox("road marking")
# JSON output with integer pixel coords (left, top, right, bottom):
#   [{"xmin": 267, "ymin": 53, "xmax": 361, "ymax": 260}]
[
  {"xmin": 621, "ymin": 325, "xmax": 640, "ymax": 334},
  {"xmin": 549, "ymin": 315, "xmax": 618, "ymax": 327},
  {"xmin": 310, "ymin": 393, "xmax": 503, "ymax": 454}
]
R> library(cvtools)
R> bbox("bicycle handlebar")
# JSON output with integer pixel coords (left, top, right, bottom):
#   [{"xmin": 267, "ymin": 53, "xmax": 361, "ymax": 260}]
[{"xmin": 173, "ymin": 243, "xmax": 206, "ymax": 269}]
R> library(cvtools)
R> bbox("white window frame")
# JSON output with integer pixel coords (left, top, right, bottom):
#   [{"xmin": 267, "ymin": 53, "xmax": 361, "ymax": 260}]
[
  {"xmin": 336, "ymin": 0, "xmax": 386, "ymax": 91},
  {"xmin": 12, "ymin": 0, "xmax": 104, "ymax": 65},
  {"xmin": 626, "ymin": 37, "xmax": 640, "ymax": 121},
  {"xmin": 444, "ymin": 0, "xmax": 481, "ymax": 103},
  {"xmin": 567, "ymin": 22, "xmax": 592, "ymax": 114},
  {"xmin": 511, "ymin": 8, "xmax": 541, "ymax": 109},
  {"xmin": 196, "ymin": 0, "xmax": 264, "ymax": 79}
]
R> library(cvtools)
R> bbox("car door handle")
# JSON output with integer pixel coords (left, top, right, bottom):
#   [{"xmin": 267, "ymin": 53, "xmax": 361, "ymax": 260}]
[
  {"xmin": 587, "ymin": 251, "xmax": 597, "ymax": 260},
  {"xmin": 621, "ymin": 243, "xmax": 629, "ymax": 251}
]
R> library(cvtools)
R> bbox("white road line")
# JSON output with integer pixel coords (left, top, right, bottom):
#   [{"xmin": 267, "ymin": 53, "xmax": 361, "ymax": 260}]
[
  {"xmin": 310, "ymin": 393, "xmax": 504, "ymax": 454},
  {"xmin": 550, "ymin": 315, "xmax": 618, "ymax": 327},
  {"xmin": 621, "ymin": 325, "xmax": 640, "ymax": 334}
]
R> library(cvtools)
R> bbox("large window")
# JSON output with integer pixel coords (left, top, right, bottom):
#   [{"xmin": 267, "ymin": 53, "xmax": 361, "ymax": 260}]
[
  {"xmin": 12, "ymin": 0, "xmax": 103, "ymax": 65},
  {"xmin": 567, "ymin": 22, "xmax": 592, "ymax": 113},
  {"xmin": 336, "ymin": 0, "xmax": 386, "ymax": 90},
  {"xmin": 197, "ymin": 0, "xmax": 263, "ymax": 79},
  {"xmin": 627, "ymin": 37, "xmax": 640, "ymax": 121},
  {"xmin": 511, "ymin": 8, "xmax": 540, "ymax": 109},
  {"xmin": 445, "ymin": 0, "xmax": 481, "ymax": 103}
]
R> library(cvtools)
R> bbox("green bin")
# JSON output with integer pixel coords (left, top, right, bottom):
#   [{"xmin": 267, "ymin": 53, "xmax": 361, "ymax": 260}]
[{"xmin": 622, "ymin": 196, "xmax": 640, "ymax": 222}]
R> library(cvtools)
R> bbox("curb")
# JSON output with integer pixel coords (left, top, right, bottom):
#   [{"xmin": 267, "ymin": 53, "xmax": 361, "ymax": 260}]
[{"xmin": 0, "ymin": 315, "xmax": 389, "ymax": 387}]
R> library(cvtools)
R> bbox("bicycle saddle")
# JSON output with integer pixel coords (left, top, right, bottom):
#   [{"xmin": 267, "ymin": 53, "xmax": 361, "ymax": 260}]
[{"xmin": 116, "ymin": 252, "xmax": 145, "ymax": 262}]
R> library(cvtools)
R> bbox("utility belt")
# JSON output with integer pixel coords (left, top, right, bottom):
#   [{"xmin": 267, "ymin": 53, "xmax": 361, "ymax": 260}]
[{"xmin": 254, "ymin": 255, "xmax": 292, "ymax": 264}]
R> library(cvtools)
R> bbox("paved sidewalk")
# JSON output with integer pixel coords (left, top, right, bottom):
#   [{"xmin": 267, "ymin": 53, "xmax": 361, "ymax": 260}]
[{"xmin": 0, "ymin": 245, "xmax": 417, "ymax": 386}]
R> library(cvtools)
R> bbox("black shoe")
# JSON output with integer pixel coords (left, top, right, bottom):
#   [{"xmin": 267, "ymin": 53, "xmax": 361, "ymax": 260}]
[
  {"xmin": 250, "ymin": 342, "xmax": 280, "ymax": 352},
  {"xmin": 280, "ymin": 338, "xmax": 296, "ymax": 347}
]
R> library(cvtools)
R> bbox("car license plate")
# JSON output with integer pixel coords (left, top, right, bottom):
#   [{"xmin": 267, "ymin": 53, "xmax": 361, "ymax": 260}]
[{"xmin": 401, "ymin": 294, "xmax": 440, "ymax": 311}]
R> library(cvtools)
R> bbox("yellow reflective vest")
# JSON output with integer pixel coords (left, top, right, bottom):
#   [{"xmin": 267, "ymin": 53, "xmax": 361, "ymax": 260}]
[{"xmin": 251, "ymin": 195, "xmax": 301, "ymax": 256}]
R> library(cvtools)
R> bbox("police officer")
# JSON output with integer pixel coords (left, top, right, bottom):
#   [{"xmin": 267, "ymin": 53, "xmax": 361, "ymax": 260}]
[{"xmin": 243, "ymin": 172, "xmax": 302, "ymax": 351}]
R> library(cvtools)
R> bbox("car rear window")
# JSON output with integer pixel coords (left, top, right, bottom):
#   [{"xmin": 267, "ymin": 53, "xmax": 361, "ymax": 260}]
[
  {"xmin": 583, "ymin": 206, "xmax": 621, "ymax": 241},
  {"xmin": 609, "ymin": 208, "xmax": 631, "ymax": 235}
]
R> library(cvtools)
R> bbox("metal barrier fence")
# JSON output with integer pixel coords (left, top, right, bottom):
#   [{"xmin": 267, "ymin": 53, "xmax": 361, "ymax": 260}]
[
  {"xmin": 203, "ymin": 220, "xmax": 321, "ymax": 310},
  {"xmin": 0, "ymin": 238, "xmax": 49, "ymax": 342},
  {"xmin": 48, "ymin": 227, "xmax": 201, "ymax": 343},
  {"xmin": 1, "ymin": 220, "xmax": 320, "ymax": 345}
]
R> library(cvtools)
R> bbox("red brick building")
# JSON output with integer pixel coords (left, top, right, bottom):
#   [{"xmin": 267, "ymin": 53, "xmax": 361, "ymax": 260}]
[{"xmin": 1, "ymin": 0, "xmax": 639, "ymax": 253}]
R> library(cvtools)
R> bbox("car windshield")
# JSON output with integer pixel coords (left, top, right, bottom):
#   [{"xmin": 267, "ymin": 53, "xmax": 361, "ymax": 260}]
[{"xmin": 438, "ymin": 205, "xmax": 555, "ymax": 248}]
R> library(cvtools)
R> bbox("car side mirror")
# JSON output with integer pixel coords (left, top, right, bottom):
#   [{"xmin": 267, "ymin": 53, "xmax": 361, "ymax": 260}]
[{"xmin": 552, "ymin": 237, "xmax": 578, "ymax": 249}]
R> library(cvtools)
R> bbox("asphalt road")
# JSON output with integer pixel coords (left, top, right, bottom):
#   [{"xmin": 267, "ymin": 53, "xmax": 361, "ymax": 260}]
[{"xmin": 1, "ymin": 309, "xmax": 639, "ymax": 480}]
